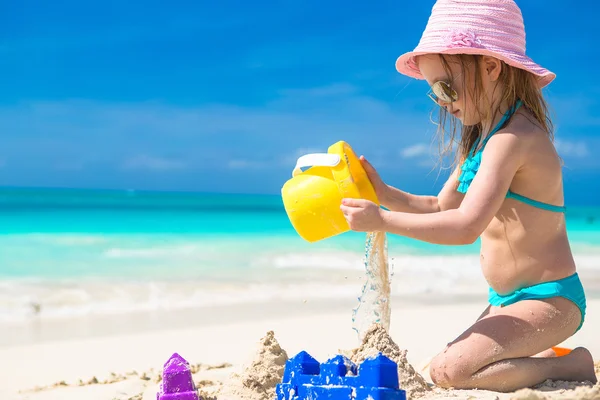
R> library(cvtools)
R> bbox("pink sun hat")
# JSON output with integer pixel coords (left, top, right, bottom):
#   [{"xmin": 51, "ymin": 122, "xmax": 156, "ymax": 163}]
[{"xmin": 395, "ymin": 0, "xmax": 555, "ymax": 88}]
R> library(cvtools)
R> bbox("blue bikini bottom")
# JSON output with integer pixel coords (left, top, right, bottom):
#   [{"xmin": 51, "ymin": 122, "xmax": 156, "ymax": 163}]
[{"xmin": 488, "ymin": 273, "xmax": 587, "ymax": 332}]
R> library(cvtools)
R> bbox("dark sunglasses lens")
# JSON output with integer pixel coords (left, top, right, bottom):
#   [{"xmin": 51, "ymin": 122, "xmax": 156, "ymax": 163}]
[{"xmin": 432, "ymin": 82, "xmax": 457, "ymax": 103}]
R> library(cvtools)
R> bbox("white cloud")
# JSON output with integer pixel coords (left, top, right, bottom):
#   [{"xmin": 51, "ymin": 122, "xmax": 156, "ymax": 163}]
[
  {"xmin": 122, "ymin": 155, "xmax": 185, "ymax": 171},
  {"xmin": 555, "ymin": 139, "xmax": 589, "ymax": 158},
  {"xmin": 0, "ymin": 84, "xmax": 438, "ymax": 174},
  {"xmin": 400, "ymin": 143, "xmax": 430, "ymax": 158}
]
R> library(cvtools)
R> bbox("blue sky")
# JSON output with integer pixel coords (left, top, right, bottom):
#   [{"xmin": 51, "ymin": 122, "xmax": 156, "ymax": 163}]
[{"xmin": 1, "ymin": 0, "xmax": 599, "ymax": 204}]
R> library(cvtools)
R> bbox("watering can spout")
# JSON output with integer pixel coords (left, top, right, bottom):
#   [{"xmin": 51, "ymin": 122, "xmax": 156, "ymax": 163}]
[{"xmin": 281, "ymin": 141, "xmax": 379, "ymax": 242}]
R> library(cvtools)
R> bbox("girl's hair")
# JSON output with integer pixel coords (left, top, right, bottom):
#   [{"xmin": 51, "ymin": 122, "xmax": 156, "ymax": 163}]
[{"xmin": 431, "ymin": 54, "xmax": 554, "ymax": 171}]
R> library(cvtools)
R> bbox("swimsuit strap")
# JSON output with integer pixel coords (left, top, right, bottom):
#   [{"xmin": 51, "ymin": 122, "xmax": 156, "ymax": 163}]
[
  {"xmin": 468, "ymin": 100, "xmax": 523, "ymax": 157},
  {"xmin": 506, "ymin": 190, "xmax": 567, "ymax": 213},
  {"xmin": 457, "ymin": 100, "xmax": 566, "ymax": 213}
]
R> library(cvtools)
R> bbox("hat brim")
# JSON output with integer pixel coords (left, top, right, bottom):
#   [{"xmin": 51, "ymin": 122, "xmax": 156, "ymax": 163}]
[{"xmin": 395, "ymin": 47, "xmax": 555, "ymax": 88}]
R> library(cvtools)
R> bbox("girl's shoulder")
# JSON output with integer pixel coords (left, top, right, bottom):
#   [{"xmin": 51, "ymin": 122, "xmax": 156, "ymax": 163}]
[
  {"xmin": 484, "ymin": 108, "xmax": 556, "ymax": 168},
  {"xmin": 500, "ymin": 108, "xmax": 553, "ymax": 148},
  {"xmin": 500, "ymin": 109, "xmax": 559, "ymax": 168}
]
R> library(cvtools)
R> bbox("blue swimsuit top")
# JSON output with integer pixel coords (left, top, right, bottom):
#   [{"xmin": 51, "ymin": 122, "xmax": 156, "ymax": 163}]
[{"xmin": 456, "ymin": 100, "xmax": 566, "ymax": 213}]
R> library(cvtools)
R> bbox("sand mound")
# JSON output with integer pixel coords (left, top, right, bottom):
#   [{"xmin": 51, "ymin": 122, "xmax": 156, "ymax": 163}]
[
  {"xmin": 346, "ymin": 324, "xmax": 431, "ymax": 399},
  {"xmin": 511, "ymin": 382, "xmax": 600, "ymax": 400},
  {"xmin": 218, "ymin": 330, "xmax": 288, "ymax": 400},
  {"xmin": 511, "ymin": 388, "xmax": 551, "ymax": 400}
]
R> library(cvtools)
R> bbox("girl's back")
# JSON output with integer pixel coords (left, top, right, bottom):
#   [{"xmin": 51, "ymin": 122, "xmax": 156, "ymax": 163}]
[{"xmin": 481, "ymin": 109, "xmax": 574, "ymax": 294}]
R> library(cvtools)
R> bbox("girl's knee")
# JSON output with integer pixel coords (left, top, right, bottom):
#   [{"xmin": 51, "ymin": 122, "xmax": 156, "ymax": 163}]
[
  {"xmin": 429, "ymin": 350, "xmax": 476, "ymax": 388},
  {"xmin": 428, "ymin": 357, "xmax": 449, "ymax": 387}
]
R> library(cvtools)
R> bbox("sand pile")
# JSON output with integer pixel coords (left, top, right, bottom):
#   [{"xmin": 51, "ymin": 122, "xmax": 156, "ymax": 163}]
[
  {"xmin": 511, "ymin": 382, "xmax": 600, "ymax": 400},
  {"xmin": 218, "ymin": 330, "xmax": 288, "ymax": 400},
  {"xmin": 346, "ymin": 323, "xmax": 431, "ymax": 399},
  {"xmin": 510, "ymin": 388, "xmax": 550, "ymax": 400}
]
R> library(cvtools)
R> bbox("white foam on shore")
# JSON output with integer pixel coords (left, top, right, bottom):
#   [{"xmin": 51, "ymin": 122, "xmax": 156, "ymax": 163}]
[
  {"xmin": 1, "ymin": 249, "xmax": 600, "ymax": 324},
  {"xmin": 0, "ymin": 281, "xmax": 362, "ymax": 323},
  {"xmin": 268, "ymin": 252, "xmax": 365, "ymax": 270}
]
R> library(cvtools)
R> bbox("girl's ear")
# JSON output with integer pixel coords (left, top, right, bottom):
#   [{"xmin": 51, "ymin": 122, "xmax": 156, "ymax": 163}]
[{"xmin": 481, "ymin": 56, "xmax": 502, "ymax": 82}]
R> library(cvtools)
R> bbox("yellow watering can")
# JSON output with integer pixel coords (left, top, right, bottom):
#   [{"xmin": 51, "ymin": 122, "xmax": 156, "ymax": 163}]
[{"xmin": 281, "ymin": 141, "xmax": 379, "ymax": 242}]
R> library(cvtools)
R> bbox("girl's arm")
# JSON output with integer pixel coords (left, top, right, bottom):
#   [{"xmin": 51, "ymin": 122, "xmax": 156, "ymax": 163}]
[
  {"xmin": 380, "ymin": 186, "xmax": 439, "ymax": 213},
  {"xmin": 380, "ymin": 166, "xmax": 465, "ymax": 213},
  {"xmin": 341, "ymin": 131, "xmax": 524, "ymax": 245},
  {"xmin": 380, "ymin": 132, "xmax": 523, "ymax": 245}
]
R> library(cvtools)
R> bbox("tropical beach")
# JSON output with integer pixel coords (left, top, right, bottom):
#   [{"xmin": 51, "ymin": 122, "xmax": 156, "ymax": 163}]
[
  {"xmin": 1, "ymin": 188, "xmax": 599, "ymax": 399},
  {"xmin": 2, "ymin": 295, "xmax": 600, "ymax": 400},
  {"xmin": 3, "ymin": 0, "xmax": 600, "ymax": 399}
]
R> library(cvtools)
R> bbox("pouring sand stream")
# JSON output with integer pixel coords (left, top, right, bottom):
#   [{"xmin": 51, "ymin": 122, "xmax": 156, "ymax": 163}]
[{"xmin": 351, "ymin": 231, "xmax": 392, "ymax": 340}]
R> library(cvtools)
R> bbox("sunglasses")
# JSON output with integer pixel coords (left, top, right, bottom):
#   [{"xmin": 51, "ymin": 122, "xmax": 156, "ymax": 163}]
[{"xmin": 427, "ymin": 81, "xmax": 459, "ymax": 104}]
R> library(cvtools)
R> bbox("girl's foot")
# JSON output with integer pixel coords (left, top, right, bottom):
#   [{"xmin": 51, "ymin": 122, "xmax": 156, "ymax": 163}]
[{"xmin": 565, "ymin": 347, "xmax": 597, "ymax": 384}]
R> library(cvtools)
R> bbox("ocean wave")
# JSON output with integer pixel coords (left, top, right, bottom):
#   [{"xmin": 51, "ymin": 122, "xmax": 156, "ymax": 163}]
[
  {"xmin": 2, "ymin": 233, "xmax": 600, "ymax": 324},
  {"xmin": 268, "ymin": 252, "xmax": 366, "ymax": 270},
  {"xmin": 3, "ymin": 233, "xmax": 108, "ymax": 246},
  {"xmin": 0, "ymin": 252, "xmax": 523, "ymax": 324},
  {"xmin": 0, "ymin": 280, "xmax": 363, "ymax": 323},
  {"xmin": 103, "ymin": 245, "xmax": 203, "ymax": 259},
  {"xmin": 2, "ymin": 254, "xmax": 600, "ymax": 324}
]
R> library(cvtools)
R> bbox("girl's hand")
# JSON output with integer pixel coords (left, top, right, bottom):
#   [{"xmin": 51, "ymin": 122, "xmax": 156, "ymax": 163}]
[
  {"xmin": 340, "ymin": 198, "xmax": 386, "ymax": 232},
  {"xmin": 360, "ymin": 156, "xmax": 389, "ymax": 203}
]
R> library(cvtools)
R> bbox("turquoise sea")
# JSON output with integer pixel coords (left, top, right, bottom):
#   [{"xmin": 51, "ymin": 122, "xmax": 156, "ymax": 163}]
[{"xmin": 1, "ymin": 187, "xmax": 599, "ymax": 324}]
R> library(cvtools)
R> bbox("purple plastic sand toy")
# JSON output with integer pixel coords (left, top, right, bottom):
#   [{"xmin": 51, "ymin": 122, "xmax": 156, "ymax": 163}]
[{"xmin": 157, "ymin": 353, "xmax": 199, "ymax": 400}]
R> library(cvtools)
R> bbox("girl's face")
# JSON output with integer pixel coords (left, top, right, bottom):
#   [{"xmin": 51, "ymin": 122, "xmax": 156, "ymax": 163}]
[{"xmin": 417, "ymin": 54, "xmax": 498, "ymax": 127}]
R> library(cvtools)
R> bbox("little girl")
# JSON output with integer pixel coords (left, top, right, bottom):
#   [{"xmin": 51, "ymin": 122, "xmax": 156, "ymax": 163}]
[{"xmin": 340, "ymin": 0, "xmax": 597, "ymax": 392}]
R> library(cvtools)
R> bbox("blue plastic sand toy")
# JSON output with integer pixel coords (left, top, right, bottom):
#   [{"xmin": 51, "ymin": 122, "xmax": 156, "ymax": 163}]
[{"xmin": 276, "ymin": 351, "xmax": 406, "ymax": 400}]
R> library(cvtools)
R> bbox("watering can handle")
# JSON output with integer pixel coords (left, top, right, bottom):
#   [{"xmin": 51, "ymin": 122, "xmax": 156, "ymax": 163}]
[{"xmin": 292, "ymin": 153, "xmax": 341, "ymax": 177}]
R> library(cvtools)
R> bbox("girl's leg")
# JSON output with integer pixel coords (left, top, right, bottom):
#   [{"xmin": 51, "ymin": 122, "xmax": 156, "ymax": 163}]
[
  {"xmin": 429, "ymin": 297, "xmax": 596, "ymax": 392},
  {"xmin": 475, "ymin": 305, "xmax": 556, "ymax": 358},
  {"xmin": 466, "ymin": 347, "xmax": 594, "ymax": 391}
]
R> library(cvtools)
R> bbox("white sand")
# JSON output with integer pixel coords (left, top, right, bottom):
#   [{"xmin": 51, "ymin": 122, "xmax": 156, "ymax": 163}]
[{"xmin": 2, "ymin": 299, "xmax": 599, "ymax": 400}]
